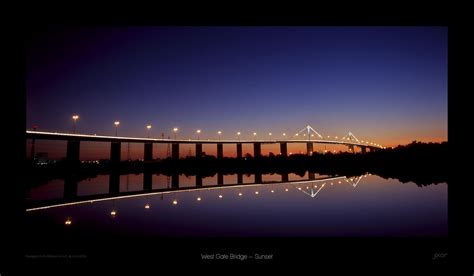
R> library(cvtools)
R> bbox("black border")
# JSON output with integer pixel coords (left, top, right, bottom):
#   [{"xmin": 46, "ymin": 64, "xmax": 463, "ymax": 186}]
[{"xmin": 4, "ymin": 6, "xmax": 464, "ymax": 274}]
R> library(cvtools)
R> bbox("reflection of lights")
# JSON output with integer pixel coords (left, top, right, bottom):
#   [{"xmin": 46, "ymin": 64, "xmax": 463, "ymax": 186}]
[
  {"xmin": 65, "ymin": 218, "xmax": 72, "ymax": 225},
  {"xmin": 285, "ymin": 188, "xmax": 289, "ymax": 191},
  {"xmin": 144, "ymin": 204, "xmax": 150, "ymax": 209},
  {"xmin": 110, "ymin": 210, "xmax": 117, "ymax": 216},
  {"xmin": 219, "ymin": 195, "xmax": 223, "ymax": 198},
  {"xmin": 172, "ymin": 200, "xmax": 178, "ymax": 205},
  {"xmin": 283, "ymin": 133, "xmax": 286, "ymax": 136},
  {"xmin": 197, "ymin": 197, "xmax": 201, "ymax": 201},
  {"xmin": 331, "ymin": 183, "xmax": 333, "ymax": 185},
  {"xmin": 238, "ymin": 193, "xmax": 242, "ymax": 196},
  {"xmin": 255, "ymin": 191, "xmax": 259, "ymax": 194},
  {"xmin": 298, "ymin": 187, "xmax": 302, "ymax": 190},
  {"xmin": 338, "ymin": 181, "xmax": 341, "ymax": 184},
  {"xmin": 271, "ymin": 190, "xmax": 274, "ymax": 193}
]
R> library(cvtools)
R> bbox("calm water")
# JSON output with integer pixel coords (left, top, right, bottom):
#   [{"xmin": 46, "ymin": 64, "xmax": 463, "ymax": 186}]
[{"xmin": 25, "ymin": 172, "xmax": 447, "ymax": 237}]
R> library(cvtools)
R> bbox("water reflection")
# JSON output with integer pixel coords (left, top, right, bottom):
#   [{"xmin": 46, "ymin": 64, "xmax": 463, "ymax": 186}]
[
  {"xmin": 27, "ymin": 171, "xmax": 345, "ymax": 211},
  {"xmin": 25, "ymin": 173, "xmax": 447, "ymax": 237}
]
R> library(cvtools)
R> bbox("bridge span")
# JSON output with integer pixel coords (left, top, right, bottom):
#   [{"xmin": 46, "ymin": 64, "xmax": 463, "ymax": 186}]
[{"xmin": 26, "ymin": 129, "xmax": 383, "ymax": 162}]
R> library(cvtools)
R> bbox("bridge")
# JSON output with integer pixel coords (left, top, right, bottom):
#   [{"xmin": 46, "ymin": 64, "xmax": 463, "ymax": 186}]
[{"xmin": 26, "ymin": 125, "xmax": 384, "ymax": 163}]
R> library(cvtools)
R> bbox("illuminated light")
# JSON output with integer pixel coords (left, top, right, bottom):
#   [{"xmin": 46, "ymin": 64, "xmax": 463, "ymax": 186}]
[
  {"xmin": 253, "ymin": 132, "xmax": 257, "ymax": 136},
  {"xmin": 271, "ymin": 190, "xmax": 274, "ymax": 193},
  {"xmin": 289, "ymin": 152, "xmax": 292, "ymax": 155},
  {"xmin": 197, "ymin": 197, "xmax": 201, "ymax": 201},
  {"xmin": 314, "ymin": 185, "xmax": 317, "ymax": 188},
  {"xmin": 311, "ymin": 134, "xmax": 314, "ymax": 137},
  {"xmin": 324, "ymin": 150, "xmax": 327, "ymax": 153},
  {"xmin": 298, "ymin": 187, "xmax": 302, "ymax": 190},
  {"xmin": 173, "ymin": 127, "xmax": 178, "ymax": 132},
  {"xmin": 335, "ymin": 136, "xmax": 338, "ymax": 139},
  {"xmin": 144, "ymin": 204, "xmax": 150, "ymax": 209},
  {"xmin": 283, "ymin": 133, "xmax": 286, "ymax": 136},
  {"xmin": 338, "ymin": 181, "xmax": 341, "ymax": 183},
  {"xmin": 327, "ymin": 136, "xmax": 330, "ymax": 138},
  {"xmin": 237, "ymin": 132, "xmax": 241, "ymax": 136},
  {"xmin": 255, "ymin": 191, "xmax": 259, "ymax": 194},
  {"xmin": 219, "ymin": 195, "xmax": 223, "ymax": 198},
  {"xmin": 268, "ymin": 132, "xmax": 272, "ymax": 136},
  {"xmin": 238, "ymin": 192, "xmax": 242, "ymax": 196},
  {"xmin": 306, "ymin": 186, "xmax": 309, "ymax": 189},
  {"xmin": 65, "ymin": 218, "xmax": 72, "ymax": 225},
  {"xmin": 196, "ymin": 129, "xmax": 201, "ymax": 134},
  {"xmin": 295, "ymin": 133, "xmax": 299, "ymax": 136},
  {"xmin": 114, "ymin": 121, "xmax": 120, "ymax": 126},
  {"xmin": 172, "ymin": 200, "xmax": 178, "ymax": 205},
  {"xmin": 146, "ymin": 125, "xmax": 152, "ymax": 130},
  {"xmin": 72, "ymin": 115, "xmax": 79, "ymax": 120},
  {"xmin": 218, "ymin": 131, "xmax": 222, "ymax": 135},
  {"xmin": 285, "ymin": 188, "xmax": 289, "ymax": 191},
  {"xmin": 110, "ymin": 210, "xmax": 117, "ymax": 216},
  {"xmin": 331, "ymin": 183, "xmax": 333, "ymax": 185}
]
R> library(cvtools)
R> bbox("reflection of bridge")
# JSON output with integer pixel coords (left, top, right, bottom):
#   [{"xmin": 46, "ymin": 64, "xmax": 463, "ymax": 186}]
[
  {"xmin": 26, "ymin": 174, "xmax": 369, "ymax": 212},
  {"xmin": 26, "ymin": 125, "xmax": 384, "ymax": 162},
  {"xmin": 296, "ymin": 175, "xmax": 366, "ymax": 198}
]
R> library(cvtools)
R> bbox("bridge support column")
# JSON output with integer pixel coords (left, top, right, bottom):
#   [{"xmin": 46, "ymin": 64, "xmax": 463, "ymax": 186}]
[
  {"xmin": 360, "ymin": 146, "xmax": 367, "ymax": 154},
  {"xmin": 171, "ymin": 173, "xmax": 179, "ymax": 188},
  {"xmin": 237, "ymin": 173, "xmax": 243, "ymax": 184},
  {"xmin": 66, "ymin": 140, "xmax": 80, "ymax": 165},
  {"xmin": 109, "ymin": 172, "xmax": 120, "ymax": 194},
  {"xmin": 217, "ymin": 143, "xmax": 223, "ymax": 159},
  {"xmin": 255, "ymin": 173, "xmax": 262, "ymax": 183},
  {"xmin": 143, "ymin": 171, "xmax": 152, "ymax": 190},
  {"xmin": 196, "ymin": 143, "xmax": 202, "ymax": 158},
  {"xmin": 64, "ymin": 174, "xmax": 78, "ymax": 199},
  {"xmin": 253, "ymin": 142, "xmax": 261, "ymax": 158},
  {"xmin": 281, "ymin": 172, "xmax": 289, "ymax": 182},
  {"xmin": 280, "ymin": 142, "xmax": 288, "ymax": 157},
  {"xmin": 196, "ymin": 174, "xmax": 203, "ymax": 187},
  {"xmin": 218, "ymin": 173, "xmax": 224, "ymax": 185},
  {"xmin": 110, "ymin": 142, "xmax": 121, "ymax": 165},
  {"xmin": 348, "ymin": 144, "xmax": 355, "ymax": 153},
  {"xmin": 144, "ymin": 143, "xmax": 153, "ymax": 161},
  {"xmin": 236, "ymin": 143, "xmax": 242, "ymax": 159},
  {"xmin": 172, "ymin": 143, "xmax": 179, "ymax": 159},
  {"xmin": 306, "ymin": 142, "xmax": 313, "ymax": 156}
]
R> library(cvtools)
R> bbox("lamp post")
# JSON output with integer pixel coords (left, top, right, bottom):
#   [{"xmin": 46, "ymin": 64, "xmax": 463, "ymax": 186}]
[
  {"xmin": 217, "ymin": 130, "xmax": 222, "ymax": 140},
  {"xmin": 146, "ymin": 125, "xmax": 152, "ymax": 138},
  {"xmin": 114, "ymin": 121, "xmax": 120, "ymax": 136},
  {"xmin": 196, "ymin": 129, "xmax": 201, "ymax": 140},
  {"xmin": 72, "ymin": 115, "xmax": 79, "ymax": 134},
  {"xmin": 237, "ymin": 131, "xmax": 241, "ymax": 140},
  {"xmin": 173, "ymin": 127, "xmax": 178, "ymax": 139}
]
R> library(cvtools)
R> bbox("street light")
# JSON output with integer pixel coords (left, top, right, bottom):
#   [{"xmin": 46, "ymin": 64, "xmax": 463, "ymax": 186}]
[
  {"xmin": 146, "ymin": 125, "xmax": 152, "ymax": 138},
  {"xmin": 237, "ymin": 131, "xmax": 241, "ymax": 140},
  {"xmin": 269, "ymin": 132, "xmax": 272, "ymax": 137},
  {"xmin": 173, "ymin": 127, "xmax": 178, "ymax": 139},
  {"xmin": 196, "ymin": 129, "xmax": 201, "ymax": 139},
  {"xmin": 114, "ymin": 121, "xmax": 120, "ymax": 136},
  {"xmin": 72, "ymin": 115, "xmax": 79, "ymax": 134},
  {"xmin": 253, "ymin": 132, "xmax": 257, "ymax": 138},
  {"xmin": 217, "ymin": 130, "xmax": 222, "ymax": 140}
]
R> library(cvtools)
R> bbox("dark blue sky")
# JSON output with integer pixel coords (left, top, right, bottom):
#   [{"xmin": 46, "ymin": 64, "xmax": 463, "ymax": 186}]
[{"xmin": 27, "ymin": 26, "xmax": 447, "ymax": 146}]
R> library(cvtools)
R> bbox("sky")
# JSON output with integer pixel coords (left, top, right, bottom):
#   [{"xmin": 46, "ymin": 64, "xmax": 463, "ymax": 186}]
[{"xmin": 26, "ymin": 26, "xmax": 447, "ymax": 158}]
